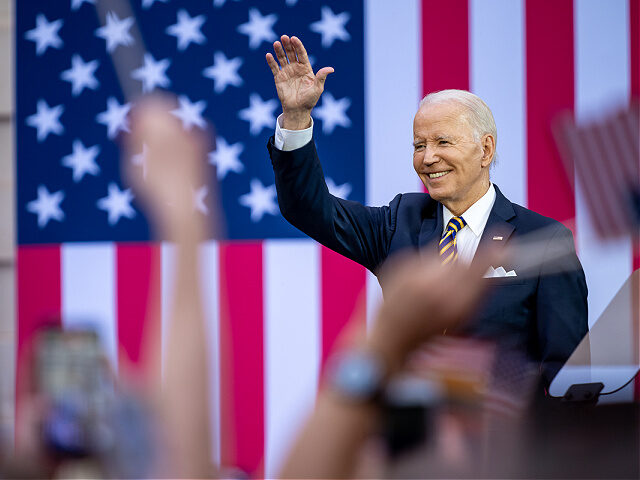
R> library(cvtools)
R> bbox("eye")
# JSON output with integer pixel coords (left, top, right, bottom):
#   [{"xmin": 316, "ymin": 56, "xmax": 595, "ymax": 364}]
[
  {"xmin": 438, "ymin": 139, "xmax": 450, "ymax": 146},
  {"xmin": 413, "ymin": 144, "xmax": 425, "ymax": 151}
]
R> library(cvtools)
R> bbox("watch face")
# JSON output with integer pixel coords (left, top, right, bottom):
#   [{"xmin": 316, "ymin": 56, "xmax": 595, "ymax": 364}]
[{"xmin": 329, "ymin": 350, "xmax": 384, "ymax": 401}]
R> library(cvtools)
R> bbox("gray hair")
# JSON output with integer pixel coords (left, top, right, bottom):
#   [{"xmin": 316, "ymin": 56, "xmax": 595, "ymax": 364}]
[{"xmin": 419, "ymin": 89, "xmax": 498, "ymax": 163}]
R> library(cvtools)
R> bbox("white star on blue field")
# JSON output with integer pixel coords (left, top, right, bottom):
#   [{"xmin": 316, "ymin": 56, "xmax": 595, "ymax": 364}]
[
  {"xmin": 25, "ymin": 14, "xmax": 64, "ymax": 55},
  {"xmin": 171, "ymin": 95, "xmax": 208, "ymax": 130},
  {"xmin": 96, "ymin": 97, "xmax": 131, "ymax": 139},
  {"xmin": 97, "ymin": 182, "xmax": 136, "ymax": 225},
  {"xmin": 26, "ymin": 185, "xmax": 65, "ymax": 228},
  {"xmin": 17, "ymin": 0, "xmax": 364, "ymax": 242},
  {"xmin": 26, "ymin": 99, "xmax": 65, "ymax": 142},
  {"xmin": 95, "ymin": 11, "xmax": 134, "ymax": 53},
  {"xmin": 167, "ymin": 9, "xmax": 207, "ymax": 51},
  {"xmin": 60, "ymin": 55, "xmax": 100, "ymax": 96}
]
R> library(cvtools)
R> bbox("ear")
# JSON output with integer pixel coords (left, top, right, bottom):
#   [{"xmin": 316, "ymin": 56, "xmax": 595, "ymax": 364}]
[{"xmin": 480, "ymin": 133, "xmax": 495, "ymax": 168}]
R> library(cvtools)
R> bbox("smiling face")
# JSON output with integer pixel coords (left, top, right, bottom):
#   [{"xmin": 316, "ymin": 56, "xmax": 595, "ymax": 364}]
[{"xmin": 413, "ymin": 101, "xmax": 494, "ymax": 216}]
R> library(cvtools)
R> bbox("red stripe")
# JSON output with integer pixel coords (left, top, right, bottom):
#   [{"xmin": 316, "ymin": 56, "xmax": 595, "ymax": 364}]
[
  {"xmin": 116, "ymin": 243, "xmax": 161, "ymax": 378},
  {"xmin": 218, "ymin": 242, "xmax": 264, "ymax": 475},
  {"xmin": 525, "ymin": 0, "xmax": 576, "ymax": 230},
  {"xmin": 421, "ymin": 0, "xmax": 469, "ymax": 95},
  {"xmin": 16, "ymin": 245, "xmax": 62, "ymax": 445},
  {"xmin": 320, "ymin": 247, "xmax": 367, "ymax": 372},
  {"xmin": 420, "ymin": 0, "xmax": 469, "ymax": 192}
]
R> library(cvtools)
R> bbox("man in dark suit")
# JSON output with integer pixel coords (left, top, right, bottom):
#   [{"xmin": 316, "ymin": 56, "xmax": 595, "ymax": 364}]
[{"xmin": 265, "ymin": 35, "xmax": 587, "ymax": 383}]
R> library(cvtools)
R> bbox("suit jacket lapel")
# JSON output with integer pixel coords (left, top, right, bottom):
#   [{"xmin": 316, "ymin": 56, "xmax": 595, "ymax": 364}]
[
  {"xmin": 418, "ymin": 200, "xmax": 444, "ymax": 252},
  {"xmin": 474, "ymin": 184, "xmax": 516, "ymax": 264}
]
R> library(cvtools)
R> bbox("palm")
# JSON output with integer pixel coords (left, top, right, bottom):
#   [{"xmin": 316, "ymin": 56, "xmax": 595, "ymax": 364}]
[{"xmin": 274, "ymin": 62, "xmax": 321, "ymax": 111}]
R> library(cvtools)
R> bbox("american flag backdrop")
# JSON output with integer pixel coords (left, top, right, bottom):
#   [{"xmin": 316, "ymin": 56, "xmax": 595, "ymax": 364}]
[{"xmin": 15, "ymin": 0, "xmax": 639, "ymax": 476}]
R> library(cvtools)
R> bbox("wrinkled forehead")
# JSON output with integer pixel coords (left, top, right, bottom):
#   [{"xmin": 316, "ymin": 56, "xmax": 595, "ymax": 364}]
[{"xmin": 413, "ymin": 101, "xmax": 474, "ymax": 137}]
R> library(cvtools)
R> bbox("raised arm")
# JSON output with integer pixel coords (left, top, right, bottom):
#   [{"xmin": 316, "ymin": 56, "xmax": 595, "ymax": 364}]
[
  {"xmin": 266, "ymin": 35, "xmax": 334, "ymax": 130},
  {"xmin": 266, "ymin": 36, "xmax": 398, "ymax": 273},
  {"xmin": 126, "ymin": 97, "xmax": 215, "ymax": 479}
]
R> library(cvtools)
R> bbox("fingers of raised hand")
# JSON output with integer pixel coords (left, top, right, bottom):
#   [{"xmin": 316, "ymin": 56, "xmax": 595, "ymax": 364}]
[
  {"xmin": 273, "ymin": 40, "xmax": 288, "ymax": 68},
  {"xmin": 291, "ymin": 36, "xmax": 309, "ymax": 64},
  {"xmin": 266, "ymin": 53, "xmax": 280, "ymax": 76},
  {"xmin": 281, "ymin": 35, "xmax": 297, "ymax": 63}
]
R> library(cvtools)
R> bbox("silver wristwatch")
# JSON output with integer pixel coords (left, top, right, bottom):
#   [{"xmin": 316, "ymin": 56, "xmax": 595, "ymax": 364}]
[{"xmin": 325, "ymin": 349, "xmax": 386, "ymax": 403}]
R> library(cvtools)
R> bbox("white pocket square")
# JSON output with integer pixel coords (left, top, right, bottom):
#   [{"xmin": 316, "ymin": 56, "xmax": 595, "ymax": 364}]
[{"xmin": 484, "ymin": 266, "xmax": 517, "ymax": 278}]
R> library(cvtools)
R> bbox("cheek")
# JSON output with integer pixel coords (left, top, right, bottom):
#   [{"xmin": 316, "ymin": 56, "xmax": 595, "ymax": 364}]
[{"xmin": 412, "ymin": 152, "xmax": 422, "ymax": 172}]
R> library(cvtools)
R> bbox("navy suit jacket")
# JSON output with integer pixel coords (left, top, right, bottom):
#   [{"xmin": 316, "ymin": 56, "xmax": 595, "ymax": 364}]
[{"xmin": 268, "ymin": 137, "xmax": 588, "ymax": 382}]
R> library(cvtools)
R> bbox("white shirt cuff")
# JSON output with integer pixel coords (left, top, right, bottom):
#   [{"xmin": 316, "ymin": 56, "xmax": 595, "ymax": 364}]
[{"xmin": 274, "ymin": 114, "xmax": 314, "ymax": 151}]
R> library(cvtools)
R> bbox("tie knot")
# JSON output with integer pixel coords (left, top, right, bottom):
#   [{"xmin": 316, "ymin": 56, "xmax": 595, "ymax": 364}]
[{"xmin": 446, "ymin": 216, "xmax": 466, "ymax": 233}]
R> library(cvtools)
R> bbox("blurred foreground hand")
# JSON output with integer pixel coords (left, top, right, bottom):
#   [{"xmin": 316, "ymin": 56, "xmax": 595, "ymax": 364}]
[
  {"xmin": 280, "ymin": 247, "xmax": 501, "ymax": 479},
  {"xmin": 126, "ymin": 95, "xmax": 216, "ymax": 479},
  {"xmin": 125, "ymin": 95, "xmax": 214, "ymax": 241},
  {"xmin": 366, "ymin": 250, "xmax": 500, "ymax": 375}
]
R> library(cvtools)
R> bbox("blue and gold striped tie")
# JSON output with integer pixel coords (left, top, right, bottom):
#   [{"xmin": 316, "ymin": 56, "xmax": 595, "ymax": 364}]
[{"xmin": 439, "ymin": 216, "xmax": 467, "ymax": 265}]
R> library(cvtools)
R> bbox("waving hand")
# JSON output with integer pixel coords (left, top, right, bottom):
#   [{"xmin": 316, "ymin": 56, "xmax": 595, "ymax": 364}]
[{"xmin": 266, "ymin": 35, "xmax": 334, "ymax": 130}]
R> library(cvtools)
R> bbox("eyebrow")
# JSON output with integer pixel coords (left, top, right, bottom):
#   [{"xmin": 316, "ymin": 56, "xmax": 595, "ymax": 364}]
[
  {"xmin": 413, "ymin": 134, "xmax": 457, "ymax": 145},
  {"xmin": 434, "ymin": 134, "xmax": 454, "ymax": 141}
]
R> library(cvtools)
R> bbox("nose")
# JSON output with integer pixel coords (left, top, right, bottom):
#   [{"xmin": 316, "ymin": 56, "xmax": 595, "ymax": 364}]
[{"xmin": 421, "ymin": 145, "xmax": 439, "ymax": 166}]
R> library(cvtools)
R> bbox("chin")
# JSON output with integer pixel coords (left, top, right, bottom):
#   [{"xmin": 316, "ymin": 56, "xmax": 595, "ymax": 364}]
[{"xmin": 424, "ymin": 184, "xmax": 448, "ymax": 201}]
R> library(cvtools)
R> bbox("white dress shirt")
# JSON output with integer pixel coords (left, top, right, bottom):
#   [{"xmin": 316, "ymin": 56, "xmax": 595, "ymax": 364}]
[
  {"xmin": 274, "ymin": 115, "xmax": 497, "ymax": 264},
  {"xmin": 442, "ymin": 184, "xmax": 496, "ymax": 265},
  {"xmin": 274, "ymin": 114, "xmax": 314, "ymax": 151}
]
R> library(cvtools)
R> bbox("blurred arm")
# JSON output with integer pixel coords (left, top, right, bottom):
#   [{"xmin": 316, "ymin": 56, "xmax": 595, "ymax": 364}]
[
  {"xmin": 279, "ymin": 252, "xmax": 496, "ymax": 478},
  {"xmin": 126, "ymin": 97, "xmax": 214, "ymax": 478}
]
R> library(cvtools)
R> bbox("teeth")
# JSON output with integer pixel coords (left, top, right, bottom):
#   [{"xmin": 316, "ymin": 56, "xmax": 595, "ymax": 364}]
[{"xmin": 429, "ymin": 171, "xmax": 449, "ymax": 179}]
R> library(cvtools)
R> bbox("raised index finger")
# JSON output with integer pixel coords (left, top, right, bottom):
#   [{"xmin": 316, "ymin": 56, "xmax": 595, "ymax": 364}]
[{"xmin": 291, "ymin": 36, "xmax": 310, "ymax": 65}]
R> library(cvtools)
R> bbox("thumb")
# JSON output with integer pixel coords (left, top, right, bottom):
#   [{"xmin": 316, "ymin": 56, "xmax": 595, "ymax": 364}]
[{"xmin": 316, "ymin": 66, "xmax": 335, "ymax": 85}]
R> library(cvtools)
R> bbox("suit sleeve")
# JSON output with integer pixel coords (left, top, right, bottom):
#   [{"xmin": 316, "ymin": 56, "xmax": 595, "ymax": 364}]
[
  {"xmin": 268, "ymin": 136, "xmax": 398, "ymax": 273},
  {"xmin": 536, "ymin": 225, "xmax": 589, "ymax": 384}
]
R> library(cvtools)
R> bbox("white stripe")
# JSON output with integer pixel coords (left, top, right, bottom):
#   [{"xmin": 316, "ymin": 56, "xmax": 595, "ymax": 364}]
[
  {"xmin": 199, "ymin": 241, "xmax": 221, "ymax": 465},
  {"xmin": 61, "ymin": 243, "xmax": 117, "ymax": 370},
  {"xmin": 364, "ymin": 0, "xmax": 421, "ymax": 326},
  {"xmin": 160, "ymin": 242, "xmax": 176, "ymax": 376},
  {"xmin": 364, "ymin": 0, "xmax": 423, "ymax": 209},
  {"xmin": 366, "ymin": 271, "xmax": 383, "ymax": 329},
  {"xmin": 574, "ymin": 0, "xmax": 631, "ymax": 328},
  {"xmin": 470, "ymin": 0, "xmax": 527, "ymax": 207},
  {"xmin": 264, "ymin": 240, "xmax": 320, "ymax": 478}
]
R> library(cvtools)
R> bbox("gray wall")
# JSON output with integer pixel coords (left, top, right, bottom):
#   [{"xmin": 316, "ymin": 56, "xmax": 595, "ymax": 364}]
[{"xmin": 0, "ymin": 0, "xmax": 14, "ymax": 448}]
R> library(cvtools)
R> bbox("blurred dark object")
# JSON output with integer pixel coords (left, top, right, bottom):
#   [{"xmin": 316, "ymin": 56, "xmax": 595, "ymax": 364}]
[
  {"xmin": 35, "ymin": 329, "xmax": 110, "ymax": 458},
  {"xmin": 385, "ymin": 377, "xmax": 639, "ymax": 479},
  {"xmin": 382, "ymin": 376, "xmax": 442, "ymax": 458},
  {"xmin": 524, "ymin": 394, "xmax": 640, "ymax": 479},
  {"xmin": 554, "ymin": 102, "xmax": 640, "ymax": 239},
  {"xmin": 32, "ymin": 327, "xmax": 156, "ymax": 479},
  {"xmin": 562, "ymin": 382, "xmax": 604, "ymax": 403}
]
